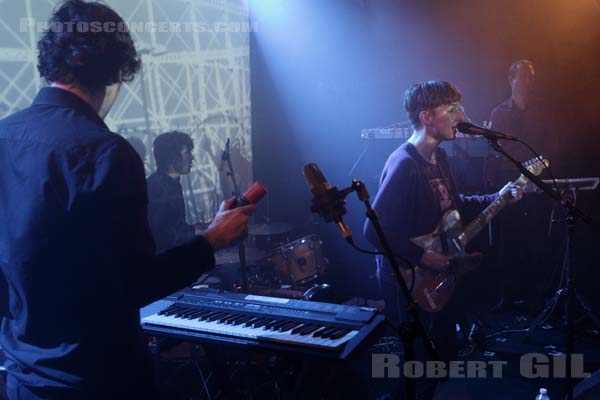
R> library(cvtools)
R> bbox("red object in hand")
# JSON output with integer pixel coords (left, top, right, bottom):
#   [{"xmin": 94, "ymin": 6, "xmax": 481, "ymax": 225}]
[{"xmin": 235, "ymin": 182, "xmax": 267, "ymax": 207}]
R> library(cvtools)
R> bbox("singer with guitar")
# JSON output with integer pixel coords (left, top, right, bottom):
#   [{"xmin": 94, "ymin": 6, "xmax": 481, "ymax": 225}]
[{"xmin": 363, "ymin": 81, "xmax": 523, "ymax": 400}]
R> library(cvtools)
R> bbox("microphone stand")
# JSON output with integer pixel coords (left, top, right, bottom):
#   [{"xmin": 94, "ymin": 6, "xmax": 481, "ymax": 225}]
[
  {"xmin": 221, "ymin": 138, "xmax": 248, "ymax": 292},
  {"xmin": 335, "ymin": 179, "xmax": 440, "ymax": 400},
  {"xmin": 485, "ymin": 139, "xmax": 590, "ymax": 400}
]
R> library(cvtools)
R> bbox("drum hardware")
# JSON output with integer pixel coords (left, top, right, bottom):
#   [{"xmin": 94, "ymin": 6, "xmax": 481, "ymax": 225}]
[
  {"xmin": 302, "ymin": 283, "xmax": 331, "ymax": 301},
  {"xmin": 267, "ymin": 235, "xmax": 328, "ymax": 286},
  {"xmin": 249, "ymin": 222, "xmax": 293, "ymax": 251},
  {"xmin": 249, "ymin": 222, "xmax": 293, "ymax": 236},
  {"xmin": 202, "ymin": 234, "xmax": 329, "ymax": 298}
]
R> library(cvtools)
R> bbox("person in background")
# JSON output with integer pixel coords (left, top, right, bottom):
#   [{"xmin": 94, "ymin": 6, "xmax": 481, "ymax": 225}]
[
  {"xmin": 147, "ymin": 131, "xmax": 208, "ymax": 253},
  {"xmin": 488, "ymin": 60, "xmax": 560, "ymax": 312}
]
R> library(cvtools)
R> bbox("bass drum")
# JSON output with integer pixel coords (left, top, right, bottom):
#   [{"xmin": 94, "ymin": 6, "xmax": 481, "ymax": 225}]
[{"xmin": 267, "ymin": 235, "xmax": 327, "ymax": 286}]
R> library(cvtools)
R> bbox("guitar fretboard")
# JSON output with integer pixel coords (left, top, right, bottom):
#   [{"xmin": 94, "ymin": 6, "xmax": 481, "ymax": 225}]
[{"xmin": 461, "ymin": 190, "xmax": 512, "ymax": 246}]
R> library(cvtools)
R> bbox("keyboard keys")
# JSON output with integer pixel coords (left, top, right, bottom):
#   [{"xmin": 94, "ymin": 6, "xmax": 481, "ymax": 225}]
[{"xmin": 143, "ymin": 303, "xmax": 360, "ymax": 350}]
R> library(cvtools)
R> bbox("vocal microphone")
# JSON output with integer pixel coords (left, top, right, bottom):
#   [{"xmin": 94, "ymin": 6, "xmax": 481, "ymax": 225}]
[
  {"xmin": 219, "ymin": 138, "xmax": 230, "ymax": 172},
  {"xmin": 303, "ymin": 163, "xmax": 352, "ymax": 241},
  {"xmin": 456, "ymin": 122, "xmax": 516, "ymax": 141}
]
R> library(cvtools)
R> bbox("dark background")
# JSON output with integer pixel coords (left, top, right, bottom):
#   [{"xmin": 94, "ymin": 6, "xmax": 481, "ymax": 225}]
[{"xmin": 249, "ymin": 0, "xmax": 600, "ymax": 310}]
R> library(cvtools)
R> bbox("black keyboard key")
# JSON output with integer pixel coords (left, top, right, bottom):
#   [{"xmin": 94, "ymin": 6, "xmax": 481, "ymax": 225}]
[
  {"xmin": 233, "ymin": 316, "xmax": 253, "ymax": 325},
  {"xmin": 180, "ymin": 309, "xmax": 200, "ymax": 318},
  {"xmin": 185, "ymin": 310, "xmax": 205, "ymax": 319},
  {"xmin": 266, "ymin": 320, "xmax": 285, "ymax": 330},
  {"xmin": 222, "ymin": 314, "xmax": 242, "ymax": 324},
  {"xmin": 299, "ymin": 325, "xmax": 322, "ymax": 336},
  {"xmin": 174, "ymin": 307, "xmax": 193, "ymax": 318},
  {"xmin": 159, "ymin": 305, "xmax": 177, "ymax": 316},
  {"xmin": 316, "ymin": 327, "xmax": 338, "ymax": 338},
  {"xmin": 207, "ymin": 312, "xmax": 227, "ymax": 322},
  {"xmin": 278, "ymin": 321, "xmax": 300, "ymax": 332},
  {"xmin": 163, "ymin": 305, "xmax": 184, "ymax": 316},
  {"xmin": 251, "ymin": 318, "xmax": 269, "ymax": 328},
  {"xmin": 226, "ymin": 315, "xmax": 246, "ymax": 324},
  {"xmin": 199, "ymin": 311, "xmax": 219, "ymax": 321},
  {"xmin": 255, "ymin": 319, "xmax": 274, "ymax": 328},
  {"xmin": 241, "ymin": 317, "xmax": 259, "ymax": 326},
  {"xmin": 329, "ymin": 329, "xmax": 350, "ymax": 340},
  {"xmin": 291, "ymin": 324, "xmax": 310, "ymax": 334},
  {"xmin": 194, "ymin": 310, "xmax": 213, "ymax": 319}
]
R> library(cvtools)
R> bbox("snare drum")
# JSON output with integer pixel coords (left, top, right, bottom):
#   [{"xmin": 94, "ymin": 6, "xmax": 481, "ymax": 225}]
[{"xmin": 267, "ymin": 235, "xmax": 326, "ymax": 285}]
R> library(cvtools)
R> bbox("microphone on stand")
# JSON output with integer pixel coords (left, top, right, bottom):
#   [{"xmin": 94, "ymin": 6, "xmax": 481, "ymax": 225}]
[
  {"xmin": 303, "ymin": 163, "xmax": 352, "ymax": 241},
  {"xmin": 456, "ymin": 122, "xmax": 516, "ymax": 141}
]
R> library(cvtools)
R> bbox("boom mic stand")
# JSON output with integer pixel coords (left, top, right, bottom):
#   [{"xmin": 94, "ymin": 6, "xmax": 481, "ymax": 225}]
[
  {"xmin": 307, "ymin": 173, "xmax": 439, "ymax": 400},
  {"xmin": 484, "ymin": 139, "xmax": 591, "ymax": 400},
  {"xmin": 221, "ymin": 138, "xmax": 249, "ymax": 292}
]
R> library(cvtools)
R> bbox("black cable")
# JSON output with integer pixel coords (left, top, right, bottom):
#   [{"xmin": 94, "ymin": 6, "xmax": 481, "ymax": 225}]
[
  {"xmin": 346, "ymin": 238, "xmax": 383, "ymax": 255},
  {"xmin": 345, "ymin": 237, "xmax": 417, "ymax": 292}
]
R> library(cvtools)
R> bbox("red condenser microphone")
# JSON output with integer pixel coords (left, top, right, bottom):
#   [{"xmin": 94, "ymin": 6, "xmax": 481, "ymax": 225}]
[{"xmin": 232, "ymin": 181, "xmax": 267, "ymax": 207}]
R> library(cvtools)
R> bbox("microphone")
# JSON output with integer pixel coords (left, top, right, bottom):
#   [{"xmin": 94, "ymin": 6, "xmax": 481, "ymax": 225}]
[
  {"xmin": 456, "ymin": 122, "xmax": 516, "ymax": 141},
  {"xmin": 303, "ymin": 163, "xmax": 352, "ymax": 241},
  {"xmin": 219, "ymin": 138, "xmax": 230, "ymax": 172}
]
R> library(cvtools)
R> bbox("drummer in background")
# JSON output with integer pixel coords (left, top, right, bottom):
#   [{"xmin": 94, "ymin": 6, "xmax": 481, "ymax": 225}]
[
  {"xmin": 488, "ymin": 60, "xmax": 562, "ymax": 312},
  {"xmin": 489, "ymin": 60, "xmax": 561, "ymax": 175},
  {"xmin": 147, "ymin": 131, "xmax": 206, "ymax": 253}
]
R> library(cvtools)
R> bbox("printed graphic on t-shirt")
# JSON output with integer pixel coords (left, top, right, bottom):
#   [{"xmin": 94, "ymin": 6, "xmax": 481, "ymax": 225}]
[{"xmin": 429, "ymin": 178, "xmax": 452, "ymax": 212}]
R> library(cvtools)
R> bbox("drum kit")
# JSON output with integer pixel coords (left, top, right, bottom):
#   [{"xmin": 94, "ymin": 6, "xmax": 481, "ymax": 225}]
[{"xmin": 208, "ymin": 222, "xmax": 330, "ymax": 299}]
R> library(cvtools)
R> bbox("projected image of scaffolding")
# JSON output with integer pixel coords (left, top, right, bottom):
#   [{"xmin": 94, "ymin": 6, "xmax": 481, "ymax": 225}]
[{"xmin": 0, "ymin": 0, "xmax": 253, "ymax": 223}]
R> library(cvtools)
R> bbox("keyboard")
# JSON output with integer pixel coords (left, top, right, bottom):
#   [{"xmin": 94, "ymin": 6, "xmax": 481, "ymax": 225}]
[{"xmin": 140, "ymin": 288, "xmax": 384, "ymax": 359}]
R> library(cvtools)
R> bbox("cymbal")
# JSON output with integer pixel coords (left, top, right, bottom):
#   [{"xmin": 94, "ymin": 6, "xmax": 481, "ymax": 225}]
[{"xmin": 249, "ymin": 222, "xmax": 293, "ymax": 236}]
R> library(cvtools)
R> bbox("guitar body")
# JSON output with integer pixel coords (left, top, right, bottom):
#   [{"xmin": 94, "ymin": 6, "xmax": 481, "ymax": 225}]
[
  {"xmin": 411, "ymin": 209, "xmax": 466, "ymax": 257},
  {"xmin": 403, "ymin": 209, "xmax": 467, "ymax": 313},
  {"xmin": 403, "ymin": 156, "xmax": 549, "ymax": 312}
]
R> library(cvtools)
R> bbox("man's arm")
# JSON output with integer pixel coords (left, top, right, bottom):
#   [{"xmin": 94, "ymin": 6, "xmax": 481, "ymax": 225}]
[{"xmin": 100, "ymin": 140, "xmax": 254, "ymax": 308}]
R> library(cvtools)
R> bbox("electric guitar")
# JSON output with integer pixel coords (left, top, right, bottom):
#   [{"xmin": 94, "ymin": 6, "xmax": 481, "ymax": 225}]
[{"xmin": 401, "ymin": 157, "xmax": 549, "ymax": 312}]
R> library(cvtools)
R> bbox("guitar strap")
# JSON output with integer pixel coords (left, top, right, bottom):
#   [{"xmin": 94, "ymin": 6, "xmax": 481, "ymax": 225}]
[
  {"xmin": 434, "ymin": 148, "xmax": 463, "ymax": 215},
  {"xmin": 432, "ymin": 148, "xmax": 463, "ymax": 254}
]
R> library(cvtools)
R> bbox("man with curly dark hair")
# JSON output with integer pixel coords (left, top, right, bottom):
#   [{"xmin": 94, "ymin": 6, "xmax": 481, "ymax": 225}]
[{"xmin": 0, "ymin": 1, "xmax": 255, "ymax": 398}]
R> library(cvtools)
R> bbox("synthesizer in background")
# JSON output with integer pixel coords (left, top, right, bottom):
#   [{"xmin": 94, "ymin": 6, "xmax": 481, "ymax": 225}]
[
  {"xmin": 360, "ymin": 127, "xmax": 412, "ymax": 141},
  {"xmin": 360, "ymin": 126, "xmax": 490, "ymax": 158},
  {"xmin": 140, "ymin": 288, "xmax": 385, "ymax": 359}
]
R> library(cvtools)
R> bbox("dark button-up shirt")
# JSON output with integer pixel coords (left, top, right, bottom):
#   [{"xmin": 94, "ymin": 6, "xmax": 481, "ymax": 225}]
[
  {"xmin": 489, "ymin": 96, "xmax": 561, "ymax": 180},
  {"xmin": 0, "ymin": 87, "xmax": 215, "ymax": 398}
]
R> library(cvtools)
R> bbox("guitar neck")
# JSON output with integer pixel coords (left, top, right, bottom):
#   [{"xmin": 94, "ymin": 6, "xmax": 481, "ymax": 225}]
[{"xmin": 461, "ymin": 187, "xmax": 513, "ymax": 246}]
